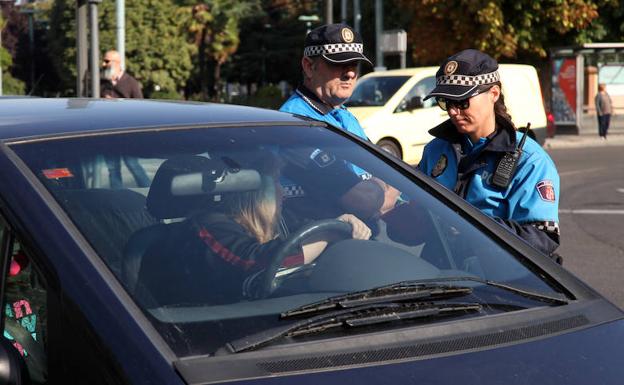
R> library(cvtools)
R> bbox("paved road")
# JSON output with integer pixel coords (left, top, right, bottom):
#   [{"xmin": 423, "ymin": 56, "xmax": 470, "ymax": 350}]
[{"xmin": 545, "ymin": 115, "xmax": 624, "ymax": 308}]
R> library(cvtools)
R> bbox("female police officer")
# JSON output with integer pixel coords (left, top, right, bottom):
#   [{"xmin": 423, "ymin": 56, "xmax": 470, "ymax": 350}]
[{"xmin": 418, "ymin": 49, "xmax": 561, "ymax": 261}]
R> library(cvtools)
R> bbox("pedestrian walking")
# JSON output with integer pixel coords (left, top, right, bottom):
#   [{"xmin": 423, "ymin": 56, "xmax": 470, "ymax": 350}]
[
  {"xmin": 595, "ymin": 83, "xmax": 613, "ymax": 139},
  {"xmin": 101, "ymin": 50, "xmax": 143, "ymax": 99},
  {"xmin": 419, "ymin": 49, "xmax": 562, "ymax": 262},
  {"xmin": 101, "ymin": 50, "xmax": 149, "ymax": 188}
]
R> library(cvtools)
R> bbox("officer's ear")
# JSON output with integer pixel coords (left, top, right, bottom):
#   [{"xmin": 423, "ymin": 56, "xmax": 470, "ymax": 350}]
[
  {"xmin": 302, "ymin": 56, "xmax": 316, "ymax": 80},
  {"xmin": 489, "ymin": 84, "xmax": 501, "ymax": 104}
]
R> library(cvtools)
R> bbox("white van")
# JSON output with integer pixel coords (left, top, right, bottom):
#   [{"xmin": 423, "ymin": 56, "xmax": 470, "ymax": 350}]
[{"xmin": 347, "ymin": 65, "xmax": 548, "ymax": 165}]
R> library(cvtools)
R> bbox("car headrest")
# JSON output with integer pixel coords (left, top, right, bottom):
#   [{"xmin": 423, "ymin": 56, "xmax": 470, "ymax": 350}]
[{"xmin": 146, "ymin": 155, "xmax": 261, "ymax": 219}]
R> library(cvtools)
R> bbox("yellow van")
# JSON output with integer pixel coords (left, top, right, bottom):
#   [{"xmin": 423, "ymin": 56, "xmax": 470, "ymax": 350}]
[{"xmin": 347, "ymin": 65, "xmax": 548, "ymax": 165}]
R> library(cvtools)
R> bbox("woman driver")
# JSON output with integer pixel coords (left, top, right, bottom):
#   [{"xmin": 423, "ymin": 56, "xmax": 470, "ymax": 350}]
[{"xmin": 143, "ymin": 155, "xmax": 372, "ymax": 306}]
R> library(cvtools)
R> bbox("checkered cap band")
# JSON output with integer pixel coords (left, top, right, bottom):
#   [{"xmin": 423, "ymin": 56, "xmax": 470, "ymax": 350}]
[
  {"xmin": 437, "ymin": 70, "xmax": 500, "ymax": 86},
  {"xmin": 531, "ymin": 221, "xmax": 560, "ymax": 235},
  {"xmin": 282, "ymin": 185, "xmax": 305, "ymax": 198},
  {"xmin": 304, "ymin": 43, "xmax": 364, "ymax": 57}
]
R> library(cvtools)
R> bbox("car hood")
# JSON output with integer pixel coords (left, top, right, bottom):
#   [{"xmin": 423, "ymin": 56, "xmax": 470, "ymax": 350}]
[
  {"xmin": 221, "ymin": 318, "xmax": 624, "ymax": 385},
  {"xmin": 347, "ymin": 106, "xmax": 384, "ymax": 122}
]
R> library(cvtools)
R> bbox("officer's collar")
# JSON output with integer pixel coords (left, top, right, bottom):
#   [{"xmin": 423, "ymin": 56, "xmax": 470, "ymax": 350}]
[
  {"xmin": 296, "ymin": 85, "xmax": 335, "ymax": 115},
  {"xmin": 429, "ymin": 115, "xmax": 517, "ymax": 152}
]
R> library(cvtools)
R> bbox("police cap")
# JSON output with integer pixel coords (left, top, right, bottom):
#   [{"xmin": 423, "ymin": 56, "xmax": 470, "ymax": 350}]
[
  {"xmin": 425, "ymin": 49, "xmax": 500, "ymax": 101},
  {"xmin": 304, "ymin": 23, "xmax": 373, "ymax": 66}
]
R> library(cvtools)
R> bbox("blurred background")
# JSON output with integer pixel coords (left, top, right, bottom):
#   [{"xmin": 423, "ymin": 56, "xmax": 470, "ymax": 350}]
[{"xmin": 1, "ymin": 0, "xmax": 624, "ymax": 117}]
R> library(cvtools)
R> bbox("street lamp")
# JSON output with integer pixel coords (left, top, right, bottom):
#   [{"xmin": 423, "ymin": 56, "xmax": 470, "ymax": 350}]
[{"xmin": 298, "ymin": 15, "xmax": 320, "ymax": 35}]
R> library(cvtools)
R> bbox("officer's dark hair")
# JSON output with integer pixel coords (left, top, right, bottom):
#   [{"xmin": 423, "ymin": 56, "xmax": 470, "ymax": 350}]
[{"xmin": 492, "ymin": 81, "xmax": 514, "ymax": 127}]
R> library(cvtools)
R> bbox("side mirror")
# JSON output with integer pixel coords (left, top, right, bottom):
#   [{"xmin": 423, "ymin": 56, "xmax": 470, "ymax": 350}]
[
  {"xmin": 0, "ymin": 336, "xmax": 30, "ymax": 385},
  {"xmin": 405, "ymin": 96, "xmax": 423, "ymax": 111}
]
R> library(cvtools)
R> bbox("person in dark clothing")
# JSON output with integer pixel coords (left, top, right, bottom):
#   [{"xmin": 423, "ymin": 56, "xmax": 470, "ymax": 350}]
[
  {"xmin": 418, "ymin": 49, "xmax": 561, "ymax": 261},
  {"xmin": 141, "ymin": 156, "xmax": 372, "ymax": 306},
  {"xmin": 101, "ymin": 50, "xmax": 143, "ymax": 99},
  {"xmin": 101, "ymin": 50, "xmax": 149, "ymax": 188},
  {"xmin": 595, "ymin": 83, "xmax": 613, "ymax": 139}
]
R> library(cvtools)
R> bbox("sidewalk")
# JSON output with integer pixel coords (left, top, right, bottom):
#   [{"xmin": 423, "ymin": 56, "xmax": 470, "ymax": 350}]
[{"xmin": 544, "ymin": 113, "xmax": 624, "ymax": 149}]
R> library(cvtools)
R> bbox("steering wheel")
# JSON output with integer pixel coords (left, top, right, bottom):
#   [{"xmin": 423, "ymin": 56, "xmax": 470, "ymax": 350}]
[{"xmin": 258, "ymin": 219, "xmax": 352, "ymax": 298}]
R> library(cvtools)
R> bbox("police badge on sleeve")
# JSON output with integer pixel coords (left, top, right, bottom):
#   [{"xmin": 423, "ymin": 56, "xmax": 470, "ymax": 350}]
[
  {"xmin": 536, "ymin": 180, "xmax": 556, "ymax": 202},
  {"xmin": 431, "ymin": 154, "xmax": 448, "ymax": 177}
]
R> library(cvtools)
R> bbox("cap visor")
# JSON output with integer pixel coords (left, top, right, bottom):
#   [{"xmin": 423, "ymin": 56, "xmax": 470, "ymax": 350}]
[
  {"xmin": 424, "ymin": 84, "xmax": 479, "ymax": 101},
  {"xmin": 322, "ymin": 52, "xmax": 373, "ymax": 67}
]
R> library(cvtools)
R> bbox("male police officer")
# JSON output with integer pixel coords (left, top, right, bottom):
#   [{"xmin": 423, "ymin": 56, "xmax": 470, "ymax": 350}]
[{"xmin": 280, "ymin": 23, "xmax": 371, "ymax": 140}]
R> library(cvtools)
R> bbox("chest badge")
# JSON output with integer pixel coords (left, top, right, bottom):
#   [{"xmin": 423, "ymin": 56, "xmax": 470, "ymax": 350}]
[{"xmin": 431, "ymin": 154, "xmax": 448, "ymax": 177}]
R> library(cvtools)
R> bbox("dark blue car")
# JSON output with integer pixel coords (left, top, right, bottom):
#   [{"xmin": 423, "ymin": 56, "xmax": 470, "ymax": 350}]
[{"xmin": 0, "ymin": 98, "xmax": 622, "ymax": 385}]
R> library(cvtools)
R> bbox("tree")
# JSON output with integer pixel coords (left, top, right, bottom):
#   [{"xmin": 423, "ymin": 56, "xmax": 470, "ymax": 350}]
[
  {"xmin": 47, "ymin": 0, "xmax": 194, "ymax": 97},
  {"xmin": 395, "ymin": 0, "xmax": 601, "ymax": 64},
  {"xmin": 178, "ymin": 0, "xmax": 260, "ymax": 101},
  {"xmin": 0, "ymin": 12, "xmax": 26, "ymax": 95}
]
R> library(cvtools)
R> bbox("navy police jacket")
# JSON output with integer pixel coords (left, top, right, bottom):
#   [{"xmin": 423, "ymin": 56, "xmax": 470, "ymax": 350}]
[{"xmin": 418, "ymin": 117, "xmax": 560, "ymax": 257}]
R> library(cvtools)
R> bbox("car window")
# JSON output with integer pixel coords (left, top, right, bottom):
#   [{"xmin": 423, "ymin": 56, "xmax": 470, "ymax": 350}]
[
  {"xmin": 347, "ymin": 76, "xmax": 411, "ymax": 106},
  {"xmin": 10, "ymin": 125, "xmax": 566, "ymax": 358},
  {"xmin": 0, "ymin": 222, "xmax": 48, "ymax": 384},
  {"xmin": 396, "ymin": 76, "xmax": 437, "ymax": 112}
]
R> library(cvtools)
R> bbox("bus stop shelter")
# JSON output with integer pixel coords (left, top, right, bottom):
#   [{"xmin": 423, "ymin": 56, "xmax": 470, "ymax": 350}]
[{"xmin": 550, "ymin": 43, "xmax": 624, "ymax": 134}]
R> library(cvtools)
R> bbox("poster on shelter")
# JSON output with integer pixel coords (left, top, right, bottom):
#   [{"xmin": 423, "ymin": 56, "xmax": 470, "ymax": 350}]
[{"xmin": 551, "ymin": 58, "xmax": 577, "ymax": 124}]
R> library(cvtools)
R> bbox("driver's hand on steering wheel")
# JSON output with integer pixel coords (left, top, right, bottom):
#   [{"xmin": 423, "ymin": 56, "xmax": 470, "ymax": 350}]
[{"xmin": 337, "ymin": 214, "xmax": 372, "ymax": 240}]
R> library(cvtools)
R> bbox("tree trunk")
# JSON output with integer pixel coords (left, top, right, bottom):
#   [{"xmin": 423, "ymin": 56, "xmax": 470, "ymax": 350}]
[
  {"xmin": 199, "ymin": 29, "xmax": 208, "ymax": 101},
  {"xmin": 213, "ymin": 61, "xmax": 222, "ymax": 102}
]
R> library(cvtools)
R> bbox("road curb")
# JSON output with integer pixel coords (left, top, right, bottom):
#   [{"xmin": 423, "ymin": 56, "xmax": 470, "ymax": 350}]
[{"xmin": 544, "ymin": 134, "xmax": 624, "ymax": 149}]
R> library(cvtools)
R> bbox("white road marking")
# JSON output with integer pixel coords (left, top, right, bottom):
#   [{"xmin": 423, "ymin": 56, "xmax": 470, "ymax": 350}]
[
  {"xmin": 560, "ymin": 209, "xmax": 624, "ymax": 215},
  {"xmin": 617, "ymin": 188, "xmax": 624, "ymax": 193},
  {"xmin": 558, "ymin": 167, "xmax": 605, "ymax": 177}
]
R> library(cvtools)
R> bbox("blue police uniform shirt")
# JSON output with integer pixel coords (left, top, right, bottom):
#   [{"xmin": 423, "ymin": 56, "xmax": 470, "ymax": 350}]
[
  {"xmin": 419, "ymin": 119, "xmax": 559, "ymax": 226},
  {"xmin": 280, "ymin": 86, "xmax": 370, "ymax": 178},
  {"xmin": 280, "ymin": 86, "xmax": 369, "ymax": 141}
]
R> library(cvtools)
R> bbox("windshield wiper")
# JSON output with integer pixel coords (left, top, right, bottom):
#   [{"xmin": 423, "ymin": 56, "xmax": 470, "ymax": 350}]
[
  {"xmin": 380, "ymin": 276, "xmax": 570, "ymax": 305},
  {"xmin": 225, "ymin": 302, "xmax": 481, "ymax": 354},
  {"xmin": 281, "ymin": 283, "xmax": 473, "ymax": 318}
]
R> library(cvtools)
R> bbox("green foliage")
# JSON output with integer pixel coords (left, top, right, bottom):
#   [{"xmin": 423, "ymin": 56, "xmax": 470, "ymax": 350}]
[
  {"xmin": 1, "ymin": 14, "xmax": 25, "ymax": 95},
  {"xmin": 231, "ymin": 84, "xmax": 284, "ymax": 108},
  {"xmin": 179, "ymin": 0, "xmax": 260, "ymax": 100},
  {"xmin": 2, "ymin": 73, "xmax": 26, "ymax": 95},
  {"xmin": 47, "ymin": 0, "xmax": 194, "ymax": 97},
  {"xmin": 396, "ymin": 0, "xmax": 601, "ymax": 64}
]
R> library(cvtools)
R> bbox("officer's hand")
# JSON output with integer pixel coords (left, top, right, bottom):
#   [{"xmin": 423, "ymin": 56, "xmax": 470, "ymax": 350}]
[{"xmin": 337, "ymin": 214, "xmax": 372, "ymax": 240}]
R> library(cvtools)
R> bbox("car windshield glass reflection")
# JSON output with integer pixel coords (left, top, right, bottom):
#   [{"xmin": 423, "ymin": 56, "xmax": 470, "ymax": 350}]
[
  {"xmin": 11, "ymin": 125, "xmax": 566, "ymax": 357},
  {"xmin": 347, "ymin": 76, "xmax": 411, "ymax": 107}
]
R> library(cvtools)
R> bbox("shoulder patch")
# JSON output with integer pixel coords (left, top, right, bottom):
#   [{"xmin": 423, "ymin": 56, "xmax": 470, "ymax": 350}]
[
  {"xmin": 536, "ymin": 180, "xmax": 556, "ymax": 202},
  {"xmin": 431, "ymin": 154, "xmax": 448, "ymax": 177}
]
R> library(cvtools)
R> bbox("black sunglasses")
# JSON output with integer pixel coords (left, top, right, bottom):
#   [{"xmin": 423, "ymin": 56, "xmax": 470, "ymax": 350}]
[
  {"xmin": 436, "ymin": 97, "xmax": 470, "ymax": 111},
  {"xmin": 436, "ymin": 86, "xmax": 494, "ymax": 111}
]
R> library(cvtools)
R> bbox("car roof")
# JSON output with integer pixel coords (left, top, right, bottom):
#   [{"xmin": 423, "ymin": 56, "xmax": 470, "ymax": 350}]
[{"xmin": 0, "ymin": 98, "xmax": 313, "ymax": 142}]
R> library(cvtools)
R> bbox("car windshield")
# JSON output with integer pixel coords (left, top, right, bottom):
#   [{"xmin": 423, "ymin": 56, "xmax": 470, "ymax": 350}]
[
  {"xmin": 11, "ymin": 124, "xmax": 565, "ymax": 357},
  {"xmin": 346, "ymin": 76, "xmax": 410, "ymax": 106}
]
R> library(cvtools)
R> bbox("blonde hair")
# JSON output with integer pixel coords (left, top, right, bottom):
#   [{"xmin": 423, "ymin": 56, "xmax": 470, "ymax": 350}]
[
  {"xmin": 229, "ymin": 176, "xmax": 279, "ymax": 244},
  {"xmin": 223, "ymin": 155, "xmax": 282, "ymax": 244}
]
